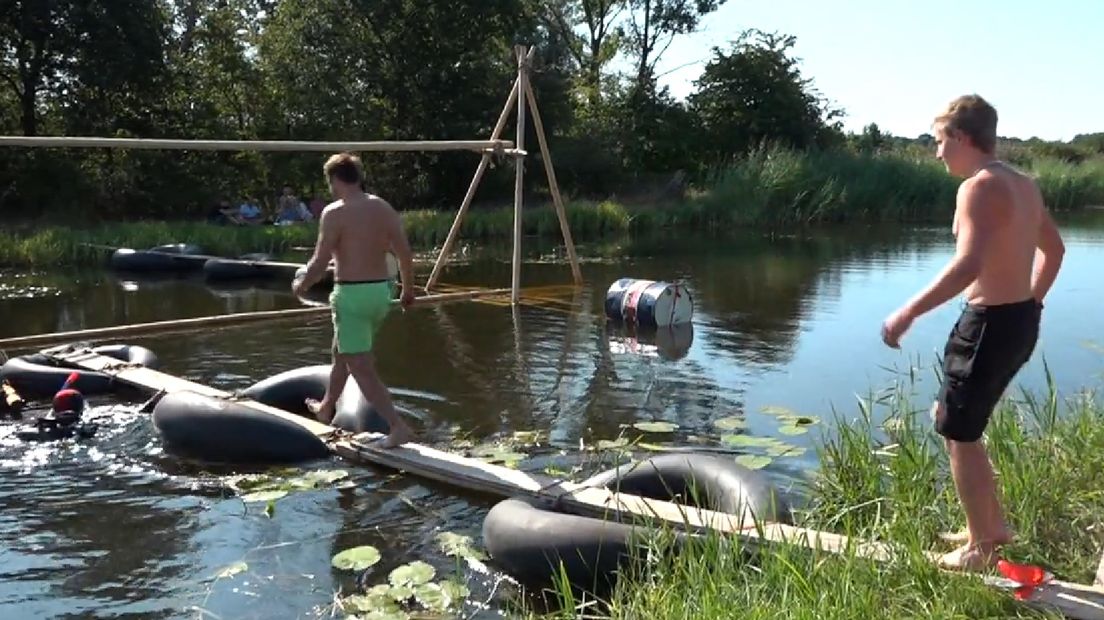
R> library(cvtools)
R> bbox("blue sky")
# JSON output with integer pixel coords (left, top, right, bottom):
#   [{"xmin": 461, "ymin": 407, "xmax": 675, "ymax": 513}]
[{"xmin": 648, "ymin": 0, "xmax": 1102, "ymax": 141}]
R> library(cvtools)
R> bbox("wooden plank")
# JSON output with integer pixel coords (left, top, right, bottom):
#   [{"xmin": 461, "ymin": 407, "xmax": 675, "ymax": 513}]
[
  {"xmin": 0, "ymin": 287, "xmax": 515, "ymax": 351},
  {"xmin": 0, "ymin": 136, "xmax": 514, "ymax": 153}
]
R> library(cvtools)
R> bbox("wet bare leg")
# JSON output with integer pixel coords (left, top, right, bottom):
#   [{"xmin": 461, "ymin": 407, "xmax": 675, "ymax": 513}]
[
  {"xmin": 343, "ymin": 352, "xmax": 414, "ymax": 448},
  {"xmin": 939, "ymin": 401, "xmax": 1011, "ymax": 571},
  {"xmin": 306, "ymin": 343, "xmax": 349, "ymax": 424}
]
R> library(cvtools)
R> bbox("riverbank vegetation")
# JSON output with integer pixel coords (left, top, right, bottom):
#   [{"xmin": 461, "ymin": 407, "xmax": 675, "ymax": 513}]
[
  {"xmin": 534, "ymin": 366, "xmax": 1104, "ymax": 619},
  {"xmin": 2, "ymin": 3, "xmax": 1102, "ymax": 231}
]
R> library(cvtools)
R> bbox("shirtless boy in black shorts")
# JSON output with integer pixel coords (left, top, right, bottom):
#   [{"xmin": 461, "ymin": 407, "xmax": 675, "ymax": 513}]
[{"xmin": 881, "ymin": 94, "xmax": 1065, "ymax": 571}]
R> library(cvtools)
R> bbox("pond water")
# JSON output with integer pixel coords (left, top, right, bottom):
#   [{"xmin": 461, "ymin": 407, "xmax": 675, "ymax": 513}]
[{"xmin": 1, "ymin": 215, "xmax": 1102, "ymax": 618}]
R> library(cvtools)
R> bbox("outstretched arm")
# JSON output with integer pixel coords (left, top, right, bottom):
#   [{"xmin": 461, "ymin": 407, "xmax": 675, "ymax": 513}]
[
  {"xmin": 1030, "ymin": 207, "xmax": 1064, "ymax": 303},
  {"xmin": 295, "ymin": 208, "xmax": 338, "ymax": 293},
  {"xmin": 902, "ymin": 179, "xmax": 1000, "ymax": 318}
]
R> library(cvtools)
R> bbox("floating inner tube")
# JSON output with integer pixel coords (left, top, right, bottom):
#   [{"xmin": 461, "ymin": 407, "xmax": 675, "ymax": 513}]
[
  {"xmin": 152, "ymin": 390, "xmax": 330, "ymax": 464},
  {"xmin": 240, "ymin": 365, "xmax": 390, "ymax": 434},
  {"xmin": 0, "ymin": 344, "xmax": 159, "ymax": 399},
  {"xmin": 110, "ymin": 243, "xmax": 206, "ymax": 273},
  {"xmin": 203, "ymin": 253, "xmax": 288, "ymax": 282},
  {"xmin": 482, "ymin": 453, "xmax": 790, "ymax": 598}
]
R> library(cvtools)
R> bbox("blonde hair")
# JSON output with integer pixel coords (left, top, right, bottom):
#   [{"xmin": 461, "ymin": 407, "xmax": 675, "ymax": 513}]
[
  {"xmin": 934, "ymin": 94, "xmax": 998, "ymax": 154},
  {"xmin": 323, "ymin": 152, "xmax": 365, "ymax": 185}
]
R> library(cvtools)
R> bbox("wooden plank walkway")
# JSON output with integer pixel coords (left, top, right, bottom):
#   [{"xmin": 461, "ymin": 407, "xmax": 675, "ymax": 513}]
[{"xmin": 39, "ymin": 345, "xmax": 1104, "ymax": 620}]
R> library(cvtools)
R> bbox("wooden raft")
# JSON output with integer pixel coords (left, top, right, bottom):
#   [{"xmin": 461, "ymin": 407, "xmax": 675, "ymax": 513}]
[{"xmin": 39, "ymin": 346, "xmax": 1104, "ymax": 620}]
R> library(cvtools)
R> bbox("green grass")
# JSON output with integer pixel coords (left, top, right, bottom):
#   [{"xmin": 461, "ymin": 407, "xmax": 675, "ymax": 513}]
[
  {"xmin": 3, "ymin": 147, "xmax": 1101, "ymax": 268},
  {"xmin": 532, "ymin": 362, "xmax": 1104, "ymax": 619}
]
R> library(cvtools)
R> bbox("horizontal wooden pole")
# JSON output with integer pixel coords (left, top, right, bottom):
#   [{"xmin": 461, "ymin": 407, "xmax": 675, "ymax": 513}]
[
  {"xmin": 0, "ymin": 287, "xmax": 514, "ymax": 351},
  {"xmin": 0, "ymin": 136, "xmax": 515, "ymax": 153}
]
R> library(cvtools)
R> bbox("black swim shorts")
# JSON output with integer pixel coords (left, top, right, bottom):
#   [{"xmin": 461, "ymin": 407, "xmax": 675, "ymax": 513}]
[{"xmin": 936, "ymin": 298, "xmax": 1042, "ymax": 442}]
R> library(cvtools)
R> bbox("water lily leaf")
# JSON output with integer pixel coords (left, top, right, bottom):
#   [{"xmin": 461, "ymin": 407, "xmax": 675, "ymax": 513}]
[
  {"xmin": 298, "ymin": 469, "xmax": 350, "ymax": 487},
  {"xmin": 713, "ymin": 416, "xmax": 747, "ymax": 431},
  {"xmin": 342, "ymin": 590, "xmax": 400, "ymax": 614},
  {"xmin": 735, "ymin": 455, "xmax": 772, "ymax": 470},
  {"xmin": 778, "ymin": 424, "xmax": 808, "ymax": 436},
  {"xmin": 331, "ymin": 545, "xmax": 382, "ymax": 571},
  {"xmin": 438, "ymin": 580, "xmax": 470, "ymax": 602},
  {"xmin": 471, "ymin": 445, "xmax": 526, "ymax": 467},
  {"xmin": 632, "ymin": 421, "xmax": 679, "ymax": 433},
  {"xmin": 720, "ymin": 434, "xmax": 776, "ymax": 448},
  {"xmin": 511, "ymin": 430, "xmax": 542, "ymax": 445},
  {"xmin": 765, "ymin": 443, "xmax": 807, "ymax": 458},
  {"xmin": 761, "ymin": 405, "xmax": 799, "ymax": 418},
  {"xmin": 389, "ymin": 561, "xmax": 435, "ymax": 588},
  {"xmin": 413, "ymin": 582, "xmax": 449, "ymax": 612},
  {"xmin": 790, "ymin": 416, "xmax": 819, "ymax": 426},
  {"xmin": 436, "ymin": 532, "xmax": 487, "ymax": 561},
  {"xmin": 242, "ymin": 490, "xmax": 288, "ymax": 503},
  {"xmin": 357, "ymin": 610, "xmax": 409, "ymax": 620},
  {"xmin": 214, "ymin": 561, "xmax": 248, "ymax": 579},
  {"xmin": 387, "ymin": 584, "xmax": 414, "ymax": 601},
  {"xmin": 595, "ymin": 437, "xmax": 629, "ymax": 450}
]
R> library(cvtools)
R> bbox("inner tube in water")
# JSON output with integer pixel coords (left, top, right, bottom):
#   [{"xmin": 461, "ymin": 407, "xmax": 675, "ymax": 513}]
[
  {"xmin": 240, "ymin": 365, "xmax": 390, "ymax": 434},
  {"xmin": 203, "ymin": 253, "xmax": 288, "ymax": 282},
  {"xmin": 110, "ymin": 243, "xmax": 206, "ymax": 273},
  {"xmin": 482, "ymin": 453, "xmax": 791, "ymax": 598},
  {"xmin": 152, "ymin": 390, "xmax": 329, "ymax": 463},
  {"xmin": 0, "ymin": 344, "xmax": 160, "ymax": 399}
]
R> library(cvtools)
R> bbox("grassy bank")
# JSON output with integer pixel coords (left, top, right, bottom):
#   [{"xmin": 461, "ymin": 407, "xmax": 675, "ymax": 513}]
[
  {"xmin": 537, "ymin": 365, "xmax": 1104, "ymax": 619},
  {"xmin": 3, "ymin": 147, "xmax": 1102, "ymax": 268}
]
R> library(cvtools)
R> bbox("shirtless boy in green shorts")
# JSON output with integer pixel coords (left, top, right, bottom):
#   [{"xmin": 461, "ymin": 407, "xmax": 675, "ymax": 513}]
[{"xmin": 293, "ymin": 152, "xmax": 417, "ymax": 448}]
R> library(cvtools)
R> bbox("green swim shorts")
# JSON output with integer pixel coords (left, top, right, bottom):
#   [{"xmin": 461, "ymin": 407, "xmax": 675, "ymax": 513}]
[{"xmin": 329, "ymin": 280, "xmax": 394, "ymax": 354}]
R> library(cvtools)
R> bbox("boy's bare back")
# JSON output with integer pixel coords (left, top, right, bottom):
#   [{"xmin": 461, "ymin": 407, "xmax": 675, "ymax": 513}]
[
  {"xmin": 954, "ymin": 162, "xmax": 1061, "ymax": 306},
  {"xmin": 320, "ymin": 193, "xmax": 407, "ymax": 282}
]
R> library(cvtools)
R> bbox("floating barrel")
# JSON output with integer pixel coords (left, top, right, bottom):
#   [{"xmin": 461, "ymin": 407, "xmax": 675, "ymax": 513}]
[
  {"xmin": 604, "ymin": 278, "xmax": 693, "ymax": 327},
  {"xmin": 110, "ymin": 243, "xmax": 207, "ymax": 273},
  {"xmin": 0, "ymin": 344, "xmax": 159, "ymax": 399},
  {"xmin": 482, "ymin": 453, "xmax": 789, "ymax": 599},
  {"xmin": 152, "ymin": 390, "xmax": 329, "ymax": 464}
]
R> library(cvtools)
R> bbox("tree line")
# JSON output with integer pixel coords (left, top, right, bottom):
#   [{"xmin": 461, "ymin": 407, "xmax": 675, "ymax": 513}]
[{"xmin": 1, "ymin": 0, "xmax": 1098, "ymax": 221}]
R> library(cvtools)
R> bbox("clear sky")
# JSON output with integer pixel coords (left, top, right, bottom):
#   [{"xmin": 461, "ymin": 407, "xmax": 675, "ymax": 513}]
[{"xmin": 649, "ymin": 0, "xmax": 1102, "ymax": 141}]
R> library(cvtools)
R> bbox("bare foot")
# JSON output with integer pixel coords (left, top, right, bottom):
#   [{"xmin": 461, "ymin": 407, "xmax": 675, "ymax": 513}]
[
  {"xmin": 939, "ymin": 529, "xmax": 1013, "ymax": 546},
  {"xmin": 369, "ymin": 423, "xmax": 415, "ymax": 449},
  {"xmin": 305, "ymin": 398, "xmax": 335, "ymax": 424},
  {"xmin": 938, "ymin": 542, "xmax": 1001, "ymax": 572}
]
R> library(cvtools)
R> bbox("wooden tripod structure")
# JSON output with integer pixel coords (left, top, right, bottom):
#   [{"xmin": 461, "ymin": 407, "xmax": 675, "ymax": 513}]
[{"xmin": 424, "ymin": 45, "xmax": 584, "ymax": 302}]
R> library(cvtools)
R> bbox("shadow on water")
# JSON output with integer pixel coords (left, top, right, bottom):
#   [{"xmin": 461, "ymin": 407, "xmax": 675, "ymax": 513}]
[{"xmin": 0, "ymin": 216, "xmax": 1102, "ymax": 617}]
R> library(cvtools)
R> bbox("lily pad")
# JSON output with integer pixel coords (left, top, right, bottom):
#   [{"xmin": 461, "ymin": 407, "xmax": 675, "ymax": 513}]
[
  {"xmin": 413, "ymin": 582, "xmax": 449, "ymax": 612},
  {"xmin": 632, "ymin": 421, "xmax": 679, "ymax": 433},
  {"xmin": 713, "ymin": 416, "xmax": 747, "ymax": 431},
  {"xmin": 735, "ymin": 455, "xmax": 773, "ymax": 470},
  {"xmin": 595, "ymin": 437, "xmax": 630, "ymax": 450},
  {"xmin": 790, "ymin": 416, "xmax": 819, "ymax": 426},
  {"xmin": 331, "ymin": 545, "xmax": 382, "ymax": 571},
  {"xmin": 387, "ymin": 584, "xmax": 414, "ymax": 601},
  {"xmin": 436, "ymin": 532, "xmax": 487, "ymax": 561},
  {"xmin": 778, "ymin": 424, "xmax": 808, "ymax": 436},
  {"xmin": 761, "ymin": 405, "xmax": 799, "ymax": 418},
  {"xmin": 342, "ymin": 590, "xmax": 400, "ymax": 614},
  {"xmin": 389, "ymin": 561, "xmax": 435, "ymax": 588},
  {"xmin": 720, "ymin": 434, "xmax": 777, "ymax": 448},
  {"xmin": 214, "ymin": 561, "xmax": 248, "ymax": 579},
  {"xmin": 241, "ymin": 490, "xmax": 288, "ymax": 503},
  {"xmin": 471, "ymin": 445, "xmax": 526, "ymax": 467},
  {"xmin": 438, "ymin": 580, "xmax": 470, "ymax": 601},
  {"xmin": 297, "ymin": 469, "xmax": 350, "ymax": 487},
  {"xmin": 765, "ymin": 443, "xmax": 807, "ymax": 458}
]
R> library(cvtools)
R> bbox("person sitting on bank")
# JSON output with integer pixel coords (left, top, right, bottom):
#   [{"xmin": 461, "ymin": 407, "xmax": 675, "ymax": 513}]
[
  {"xmin": 275, "ymin": 186, "xmax": 312, "ymax": 225},
  {"xmin": 238, "ymin": 198, "xmax": 264, "ymax": 225}
]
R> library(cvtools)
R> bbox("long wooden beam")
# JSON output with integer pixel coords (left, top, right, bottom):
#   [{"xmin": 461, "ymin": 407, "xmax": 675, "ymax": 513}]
[
  {"xmin": 0, "ymin": 288, "xmax": 513, "ymax": 351},
  {"xmin": 0, "ymin": 136, "xmax": 514, "ymax": 153}
]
